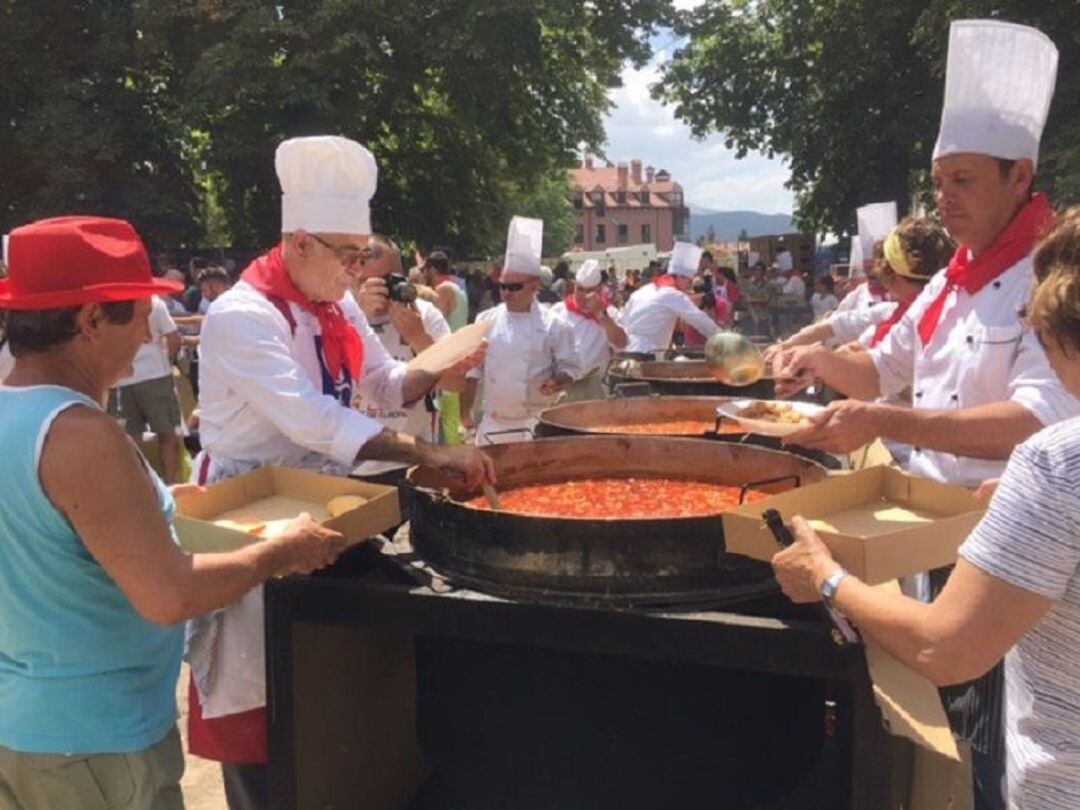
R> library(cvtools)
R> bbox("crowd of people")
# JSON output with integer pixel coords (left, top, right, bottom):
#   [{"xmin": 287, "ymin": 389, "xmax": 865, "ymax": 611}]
[{"xmin": 2, "ymin": 16, "xmax": 1080, "ymax": 810}]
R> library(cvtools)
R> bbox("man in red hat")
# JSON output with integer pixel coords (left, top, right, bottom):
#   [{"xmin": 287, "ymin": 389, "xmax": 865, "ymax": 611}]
[{"xmin": 0, "ymin": 215, "xmax": 348, "ymax": 809}]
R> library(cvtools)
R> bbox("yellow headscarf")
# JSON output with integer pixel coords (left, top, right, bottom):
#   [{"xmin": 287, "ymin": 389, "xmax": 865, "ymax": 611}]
[{"xmin": 882, "ymin": 228, "xmax": 924, "ymax": 280}]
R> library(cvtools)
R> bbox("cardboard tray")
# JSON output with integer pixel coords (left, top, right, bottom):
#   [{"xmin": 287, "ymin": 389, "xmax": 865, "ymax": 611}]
[
  {"xmin": 723, "ymin": 466, "xmax": 985, "ymax": 585},
  {"xmin": 174, "ymin": 467, "xmax": 402, "ymax": 554}
]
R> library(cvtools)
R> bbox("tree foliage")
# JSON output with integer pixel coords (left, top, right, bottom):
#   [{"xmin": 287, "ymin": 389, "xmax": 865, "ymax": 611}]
[
  {"xmin": 655, "ymin": 0, "xmax": 1080, "ymax": 236},
  {"xmin": 0, "ymin": 1, "xmax": 673, "ymax": 255}
]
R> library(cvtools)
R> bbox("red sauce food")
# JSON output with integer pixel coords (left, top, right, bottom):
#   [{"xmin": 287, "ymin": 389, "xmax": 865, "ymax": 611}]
[
  {"xmin": 588, "ymin": 420, "xmax": 744, "ymax": 436},
  {"xmin": 464, "ymin": 477, "xmax": 769, "ymax": 519}
]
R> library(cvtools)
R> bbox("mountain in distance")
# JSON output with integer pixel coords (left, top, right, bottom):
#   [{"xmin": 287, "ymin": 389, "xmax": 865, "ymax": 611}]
[{"xmin": 689, "ymin": 207, "xmax": 795, "ymax": 242}]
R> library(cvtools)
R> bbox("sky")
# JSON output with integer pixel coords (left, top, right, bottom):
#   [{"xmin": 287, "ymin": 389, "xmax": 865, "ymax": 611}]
[{"xmin": 601, "ymin": 12, "xmax": 796, "ymax": 216}]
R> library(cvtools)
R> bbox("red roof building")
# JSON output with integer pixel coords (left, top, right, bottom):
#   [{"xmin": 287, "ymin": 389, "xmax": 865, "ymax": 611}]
[{"xmin": 570, "ymin": 156, "xmax": 690, "ymax": 252}]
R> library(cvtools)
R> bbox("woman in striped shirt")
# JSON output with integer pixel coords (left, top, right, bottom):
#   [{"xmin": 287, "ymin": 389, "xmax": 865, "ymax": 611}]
[{"xmin": 773, "ymin": 206, "xmax": 1080, "ymax": 809}]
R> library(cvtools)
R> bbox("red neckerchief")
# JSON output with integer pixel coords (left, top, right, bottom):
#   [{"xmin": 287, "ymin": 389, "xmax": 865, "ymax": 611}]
[
  {"xmin": 918, "ymin": 193, "xmax": 1054, "ymax": 346},
  {"xmin": 241, "ymin": 244, "xmax": 364, "ymax": 381},
  {"xmin": 654, "ymin": 274, "xmax": 680, "ymax": 290},
  {"xmin": 869, "ymin": 297, "xmax": 915, "ymax": 348},
  {"xmin": 564, "ymin": 288, "xmax": 611, "ymax": 322}
]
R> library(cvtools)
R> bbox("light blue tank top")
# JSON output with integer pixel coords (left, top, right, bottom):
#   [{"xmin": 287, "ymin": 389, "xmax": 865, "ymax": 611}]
[{"xmin": 0, "ymin": 385, "xmax": 183, "ymax": 754}]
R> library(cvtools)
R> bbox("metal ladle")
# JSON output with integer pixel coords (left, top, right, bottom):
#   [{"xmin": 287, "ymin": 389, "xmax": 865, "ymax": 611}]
[{"xmin": 703, "ymin": 332, "xmax": 766, "ymax": 386}]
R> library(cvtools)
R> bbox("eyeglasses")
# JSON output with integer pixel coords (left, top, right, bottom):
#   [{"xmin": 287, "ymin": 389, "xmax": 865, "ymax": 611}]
[
  {"xmin": 308, "ymin": 233, "xmax": 365, "ymax": 269},
  {"xmin": 498, "ymin": 281, "xmax": 527, "ymax": 292}
]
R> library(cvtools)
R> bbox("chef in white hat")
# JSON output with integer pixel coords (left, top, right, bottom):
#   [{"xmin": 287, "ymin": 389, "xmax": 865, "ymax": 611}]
[
  {"xmin": 550, "ymin": 259, "xmax": 628, "ymax": 400},
  {"xmin": 774, "ymin": 22, "xmax": 1080, "ymax": 808},
  {"xmin": 191, "ymin": 135, "xmax": 493, "ymax": 808},
  {"xmin": 821, "ymin": 202, "xmax": 897, "ymax": 337},
  {"xmin": 621, "ymin": 241, "xmax": 721, "ymax": 353},
  {"xmin": 462, "ymin": 216, "xmax": 582, "ymax": 444}
]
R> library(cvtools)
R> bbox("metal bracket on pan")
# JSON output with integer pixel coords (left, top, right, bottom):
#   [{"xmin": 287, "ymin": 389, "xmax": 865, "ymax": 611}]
[
  {"xmin": 739, "ymin": 473, "xmax": 802, "ymax": 504},
  {"xmin": 480, "ymin": 427, "xmax": 535, "ymax": 445},
  {"xmin": 613, "ymin": 381, "xmax": 654, "ymax": 399}
]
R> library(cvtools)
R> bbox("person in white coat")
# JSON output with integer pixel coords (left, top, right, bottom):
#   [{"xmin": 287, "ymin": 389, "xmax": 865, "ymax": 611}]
[
  {"xmin": 550, "ymin": 259, "xmax": 627, "ymax": 401},
  {"xmin": 191, "ymin": 135, "xmax": 493, "ymax": 810},
  {"xmin": 351, "ymin": 234, "xmax": 452, "ymax": 481},
  {"xmin": 621, "ymin": 242, "xmax": 721, "ymax": 353},
  {"xmin": 462, "ymin": 216, "xmax": 582, "ymax": 444},
  {"xmin": 774, "ymin": 22, "xmax": 1080, "ymax": 808}
]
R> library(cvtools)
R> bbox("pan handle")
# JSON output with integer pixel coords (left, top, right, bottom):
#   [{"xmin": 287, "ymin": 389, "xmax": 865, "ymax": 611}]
[
  {"xmin": 739, "ymin": 473, "xmax": 801, "ymax": 504},
  {"xmin": 613, "ymin": 381, "xmax": 654, "ymax": 399}
]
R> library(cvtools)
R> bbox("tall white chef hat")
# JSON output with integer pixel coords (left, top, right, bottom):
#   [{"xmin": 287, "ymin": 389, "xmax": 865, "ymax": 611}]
[
  {"xmin": 1, "ymin": 234, "xmax": 8, "ymax": 264},
  {"xmin": 933, "ymin": 20, "xmax": 1058, "ymax": 167},
  {"xmin": 575, "ymin": 259, "xmax": 603, "ymax": 288},
  {"xmin": 668, "ymin": 241, "xmax": 702, "ymax": 278},
  {"xmin": 503, "ymin": 216, "xmax": 544, "ymax": 276},
  {"xmin": 276, "ymin": 136, "xmax": 378, "ymax": 234},
  {"xmin": 855, "ymin": 201, "xmax": 897, "ymax": 269}
]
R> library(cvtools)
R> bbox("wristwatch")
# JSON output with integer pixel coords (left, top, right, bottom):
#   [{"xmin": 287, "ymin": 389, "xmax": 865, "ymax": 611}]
[{"xmin": 820, "ymin": 567, "xmax": 850, "ymax": 609}]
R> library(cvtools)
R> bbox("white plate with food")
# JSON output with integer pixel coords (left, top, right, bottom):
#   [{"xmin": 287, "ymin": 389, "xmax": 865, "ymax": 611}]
[
  {"xmin": 716, "ymin": 399, "xmax": 825, "ymax": 437},
  {"xmin": 406, "ymin": 319, "xmax": 492, "ymax": 375}
]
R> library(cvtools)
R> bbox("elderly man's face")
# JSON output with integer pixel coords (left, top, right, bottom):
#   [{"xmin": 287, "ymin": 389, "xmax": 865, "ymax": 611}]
[
  {"xmin": 933, "ymin": 153, "xmax": 1034, "ymax": 254},
  {"xmin": 296, "ymin": 231, "xmax": 368, "ymax": 302}
]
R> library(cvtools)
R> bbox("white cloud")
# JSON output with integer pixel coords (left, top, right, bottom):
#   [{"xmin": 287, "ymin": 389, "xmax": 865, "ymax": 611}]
[{"xmin": 603, "ymin": 51, "xmax": 794, "ymax": 214}]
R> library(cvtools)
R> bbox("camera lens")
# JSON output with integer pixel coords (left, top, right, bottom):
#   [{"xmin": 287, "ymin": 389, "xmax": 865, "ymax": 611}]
[{"xmin": 386, "ymin": 274, "xmax": 418, "ymax": 304}]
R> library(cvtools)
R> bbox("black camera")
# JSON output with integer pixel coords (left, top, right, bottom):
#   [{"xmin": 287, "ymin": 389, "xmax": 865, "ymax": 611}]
[{"xmin": 386, "ymin": 273, "xmax": 417, "ymax": 304}]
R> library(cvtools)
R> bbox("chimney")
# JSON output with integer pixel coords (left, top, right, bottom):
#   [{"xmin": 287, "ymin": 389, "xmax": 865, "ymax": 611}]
[
  {"xmin": 617, "ymin": 162, "xmax": 629, "ymax": 190},
  {"xmin": 583, "ymin": 153, "xmax": 594, "ymax": 170},
  {"xmin": 631, "ymin": 159, "xmax": 642, "ymax": 185},
  {"xmin": 645, "ymin": 165, "xmax": 655, "ymax": 184}
]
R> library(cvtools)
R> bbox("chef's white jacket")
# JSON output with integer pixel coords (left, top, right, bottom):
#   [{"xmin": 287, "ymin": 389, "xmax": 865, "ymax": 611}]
[
  {"xmin": 198, "ymin": 280, "xmax": 407, "ymax": 474},
  {"xmin": 550, "ymin": 301, "xmax": 623, "ymax": 377},
  {"xmin": 832, "ymin": 281, "xmax": 884, "ymax": 316},
  {"xmin": 828, "ymin": 301, "xmax": 897, "ymax": 345},
  {"xmin": 190, "ymin": 279, "xmax": 413, "ymax": 720},
  {"xmin": 621, "ymin": 283, "xmax": 720, "ymax": 353},
  {"xmin": 352, "ymin": 299, "xmax": 450, "ymax": 476},
  {"xmin": 468, "ymin": 301, "xmax": 582, "ymax": 442},
  {"xmin": 869, "ymin": 255, "xmax": 1080, "ymax": 487}
]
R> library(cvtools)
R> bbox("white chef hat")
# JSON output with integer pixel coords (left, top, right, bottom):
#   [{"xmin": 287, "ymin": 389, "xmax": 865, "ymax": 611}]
[
  {"xmin": 575, "ymin": 259, "xmax": 602, "ymax": 288},
  {"xmin": 856, "ymin": 201, "xmax": 897, "ymax": 266},
  {"xmin": 668, "ymin": 242, "xmax": 702, "ymax": 278},
  {"xmin": 276, "ymin": 136, "xmax": 378, "ymax": 234},
  {"xmin": 933, "ymin": 20, "xmax": 1058, "ymax": 167},
  {"xmin": 1, "ymin": 234, "xmax": 7, "ymax": 264},
  {"xmin": 503, "ymin": 216, "xmax": 544, "ymax": 276}
]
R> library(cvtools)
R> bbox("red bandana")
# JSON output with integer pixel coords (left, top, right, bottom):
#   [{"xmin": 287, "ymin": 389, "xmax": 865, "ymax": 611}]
[
  {"xmin": 241, "ymin": 245, "xmax": 364, "ymax": 381},
  {"xmin": 869, "ymin": 298, "xmax": 915, "ymax": 348},
  {"xmin": 654, "ymin": 274, "xmax": 680, "ymax": 290},
  {"xmin": 564, "ymin": 289, "xmax": 611, "ymax": 322},
  {"xmin": 917, "ymin": 193, "xmax": 1055, "ymax": 347}
]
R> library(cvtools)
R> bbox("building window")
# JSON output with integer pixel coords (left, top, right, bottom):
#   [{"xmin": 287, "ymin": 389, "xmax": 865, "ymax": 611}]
[
  {"xmin": 573, "ymin": 192, "xmax": 583, "ymax": 209},
  {"xmin": 641, "ymin": 224, "xmax": 652, "ymax": 243},
  {"xmin": 592, "ymin": 191, "xmax": 605, "ymax": 217},
  {"xmin": 617, "ymin": 223, "xmax": 628, "ymax": 244},
  {"xmin": 638, "ymin": 191, "xmax": 649, "ymax": 204},
  {"xmin": 575, "ymin": 225, "xmax": 584, "ymax": 244},
  {"xmin": 673, "ymin": 212, "xmax": 685, "ymax": 237},
  {"xmin": 595, "ymin": 224, "xmax": 606, "ymax": 244},
  {"xmin": 670, "ymin": 192, "xmax": 683, "ymax": 205}
]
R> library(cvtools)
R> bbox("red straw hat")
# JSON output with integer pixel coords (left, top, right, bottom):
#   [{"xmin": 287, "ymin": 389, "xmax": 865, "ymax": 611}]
[{"xmin": 0, "ymin": 216, "xmax": 183, "ymax": 310}]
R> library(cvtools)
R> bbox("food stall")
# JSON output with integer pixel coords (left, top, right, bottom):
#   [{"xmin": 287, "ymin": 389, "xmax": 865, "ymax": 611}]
[{"xmin": 255, "ymin": 436, "xmax": 925, "ymax": 809}]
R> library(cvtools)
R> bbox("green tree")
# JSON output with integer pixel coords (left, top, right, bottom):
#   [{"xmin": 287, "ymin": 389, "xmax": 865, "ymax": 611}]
[
  {"xmin": 656, "ymin": 0, "xmax": 1080, "ymax": 236},
  {"xmin": 0, "ymin": 1, "xmax": 201, "ymax": 248},
  {"xmin": 146, "ymin": 0, "xmax": 674, "ymax": 253}
]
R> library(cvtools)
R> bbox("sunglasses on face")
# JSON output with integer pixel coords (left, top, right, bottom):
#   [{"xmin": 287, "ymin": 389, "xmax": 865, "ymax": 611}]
[{"xmin": 498, "ymin": 281, "xmax": 526, "ymax": 292}]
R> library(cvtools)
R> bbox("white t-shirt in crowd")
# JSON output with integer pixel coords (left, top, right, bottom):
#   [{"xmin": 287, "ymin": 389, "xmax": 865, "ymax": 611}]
[
  {"xmin": 117, "ymin": 296, "xmax": 177, "ymax": 386},
  {"xmin": 810, "ymin": 292, "xmax": 838, "ymax": 320},
  {"xmin": 960, "ymin": 416, "xmax": 1080, "ymax": 809},
  {"xmin": 0, "ymin": 344, "xmax": 13, "ymax": 382},
  {"xmin": 782, "ymin": 276, "xmax": 806, "ymax": 297}
]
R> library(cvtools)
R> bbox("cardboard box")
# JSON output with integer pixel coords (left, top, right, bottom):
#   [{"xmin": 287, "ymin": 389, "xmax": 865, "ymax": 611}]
[
  {"xmin": 723, "ymin": 466, "xmax": 985, "ymax": 585},
  {"xmin": 174, "ymin": 467, "xmax": 401, "ymax": 554}
]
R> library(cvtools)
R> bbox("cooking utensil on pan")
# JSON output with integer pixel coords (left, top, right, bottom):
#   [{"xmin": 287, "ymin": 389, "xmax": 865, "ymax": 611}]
[{"xmin": 704, "ymin": 332, "xmax": 766, "ymax": 386}]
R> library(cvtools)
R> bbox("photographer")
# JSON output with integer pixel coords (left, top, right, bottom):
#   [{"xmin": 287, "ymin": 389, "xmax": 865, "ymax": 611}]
[{"xmin": 353, "ymin": 235, "xmax": 453, "ymax": 480}]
